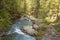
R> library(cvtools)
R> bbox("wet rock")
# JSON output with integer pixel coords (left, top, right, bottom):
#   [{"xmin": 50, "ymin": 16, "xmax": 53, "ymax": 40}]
[
  {"xmin": 32, "ymin": 19, "xmax": 43, "ymax": 27},
  {"xmin": 21, "ymin": 26, "xmax": 37, "ymax": 36},
  {"xmin": 32, "ymin": 24, "xmax": 39, "ymax": 31},
  {"xmin": 20, "ymin": 15, "xmax": 30, "ymax": 21}
]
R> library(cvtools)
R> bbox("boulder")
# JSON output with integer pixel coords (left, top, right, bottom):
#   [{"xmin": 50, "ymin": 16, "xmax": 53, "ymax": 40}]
[
  {"xmin": 21, "ymin": 26, "xmax": 37, "ymax": 36},
  {"xmin": 20, "ymin": 16, "xmax": 28, "ymax": 21},
  {"xmin": 32, "ymin": 24, "xmax": 39, "ymax": 31},
  {"xmin": 20, "ymin": 15, "xmax": 30, "ymax": 21}
]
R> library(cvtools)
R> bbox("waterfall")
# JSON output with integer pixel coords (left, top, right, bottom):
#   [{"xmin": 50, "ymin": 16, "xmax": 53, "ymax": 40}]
[{"xmin": 14, "ymin": 27, "xmax": 24, "ymax": 35}]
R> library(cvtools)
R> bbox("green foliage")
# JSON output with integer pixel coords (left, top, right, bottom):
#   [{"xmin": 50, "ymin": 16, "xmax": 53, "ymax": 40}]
[
  {"xmin": 0, "ymin": 0, "xmax": 24, "ymax": 33},
  {"xmin": 0, "ymin": 9, "xmax": 11, "ymax": 33}
]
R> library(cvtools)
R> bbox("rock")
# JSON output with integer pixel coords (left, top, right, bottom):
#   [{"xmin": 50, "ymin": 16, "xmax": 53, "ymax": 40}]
[
  {"xmin": 32, "ymin": 19, "xmax": 42, "ymax": 26},
  {"xmin": 20, "ymin": 16, "xmax": 27, "ymax": 21},
  {"xmin": 20, "ymin": 15, "xmax": 30, "ymax": 21},
  {"xmin": 21, "ymin": 26, "xmax": 37, "ymax": 36},
  {"xmin": 32, "ymin": 24, "xmax": 39, "ymax": 30}
]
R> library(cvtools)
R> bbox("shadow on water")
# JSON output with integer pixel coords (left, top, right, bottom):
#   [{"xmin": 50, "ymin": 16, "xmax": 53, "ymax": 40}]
[{"xmin": 1, "ymin": 20, "xmax": 36, "ymax": 40}]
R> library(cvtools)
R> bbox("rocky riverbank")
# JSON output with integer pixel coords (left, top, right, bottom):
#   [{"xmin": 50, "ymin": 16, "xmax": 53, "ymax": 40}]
[{"xmin": 20, "ymin": 15, "xmax": 41, "ymax": 36}]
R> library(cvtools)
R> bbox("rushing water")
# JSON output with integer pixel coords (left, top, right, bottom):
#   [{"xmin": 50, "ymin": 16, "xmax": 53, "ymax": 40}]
[{"xmin": 1, "ymin": 20, "xmax": 36, "ymax": 40}]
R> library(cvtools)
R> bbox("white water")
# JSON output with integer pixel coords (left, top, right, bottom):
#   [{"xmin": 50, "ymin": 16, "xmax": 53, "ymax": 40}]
[
  {"xmin": 14, "ymin": 27, "xmax": 24, "ymax": 35},
  {"xmin": 10, "ymin": 27, "xmax": 36, "ymax": 40},
  {"xmin": 14, "ymin": 28, "xmax": 36, "ymax": 40}
]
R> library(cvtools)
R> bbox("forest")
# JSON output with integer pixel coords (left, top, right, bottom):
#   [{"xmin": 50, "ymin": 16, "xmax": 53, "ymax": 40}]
[{"xmin": 0, "ymin": 0, "xmax": 60, "ymax": 40}]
